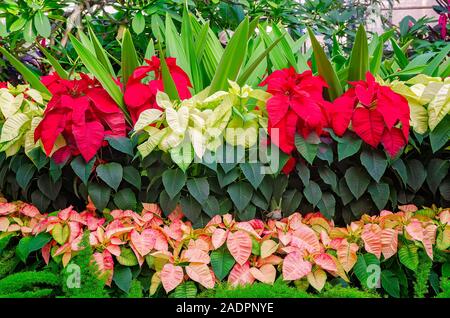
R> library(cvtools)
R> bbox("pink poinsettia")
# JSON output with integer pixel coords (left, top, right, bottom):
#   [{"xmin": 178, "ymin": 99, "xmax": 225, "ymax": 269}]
[
  {"xmin": 328, "ymin": 72, "xmax": 410, "ymax": 157},
  {"xmin": 260, "ymin": 68, "xmax": 329, "ymax": 154},
  {"xmin": 34, "ymin": 73, "xmax": 126, "ymax": 163},
  {"xmin": 124, "ymin": 56, "xmax": 192, "ymax": 123}
]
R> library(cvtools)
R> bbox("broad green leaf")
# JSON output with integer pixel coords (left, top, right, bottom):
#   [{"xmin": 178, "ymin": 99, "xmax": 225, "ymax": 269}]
[
  {"xmin": 344, "ymin": 167, "xmax": 370, "ymax": 200},
  {"xmin": 237, "ymin": 34, "xmax": 284, "ymax": 86},
  {"xmin": 426, "ymin": 158, "xmax": 449, "ymax": 195},
  {"xmin": 406, "ymin": 159, "xmax": 426, "ymax": 192},
  {"xmin": 317, "ymin": 192, "xmax": 336, "ymax": 219},
  {"xmin": 34, "ymin": 11, "xmax": 51, "ymax": 38},
  {"xmin": 360, "ymin": 148, "xmax": 387, "ymax": 182},
  {"xmin": 123, "ymin": 166, "xmax": 141, "ymax": 189},
  {"xmin": 390, "ymin": 39, "xmax": 408, "ymax": 69},
  {"xmin": 348, "ymin": 25, "xmax": 369, "ymax": 81},
  {"xmin": 16, "ymin": 163, "xmax": 36, "ymax": 190},
  {"xmin": 353, "ymin": 253, "xmax": 380, "ymax": 289},
  {"xmin": 113, "ymin": 266, "xmax": 132, "ymax": 293},
  {"xmin": 398, "ymin": 244, "xmax": 419, "ymax": 271},
  {"xmin": 381, "ymin": 270, "xmax": 400, "ymax": 298},
  {"xmin": 294, "ymin": 134, "xmax": 318, "ymax": 165},
  {"xmin": 70, "ymin": 156, "xmax": 95, "ymax": 185},
  {"xmin": 96, "ymin": 163, "xmax": 123, "ymax": 191},
  {"xmin": 132, "ymin": 12, "xmax": 145, "ymax": 35},
  {"xmin": 173, "ymin": 282, "xmax": 197, "ymax": 298},
  {"xmin": 210, "ymin": 246, "xmax": 235, "ymax": 280},
  {"xmin": 303, "ymin": 180, "xmax": 322, "ymax": 207},
  {"xmin": 37, "ymin": 174, "xmax": 61, "ymax": 201},
  {"xmin": 114, "ymin": 188, "xmax": 137, "ymax": 210},
  {"xmin": 162, "ymin": 168, "xmax": 186, "ymax": 199},
  {"xmin": 429, "ymin": 116, "xmax": 450, "ymax": 153},
  {"xmin": 227, "ymin": 181, "xmax": 253, "ymax": 212},
  {"xmin": 338, "ymin": 133, "xmax": 362, "ymax": 161},
  {"xmin": 105, "ymin": 136, "xmax": 134, "ymax": 156},
  {"xmin": 240, "ymin": 162, "xmax": 264, "ymax": 189},
  {"xmin": 209, "ymin": 18, "xmax": 249, "ymax": 93},
  {"xmin": 186, "ymin": 178, "xmax": 210, "ymax": 204},
  {"xmin": 318, "ymin": 166, "xmax": 337, "ymax": 191},
  {"xmin": 117, "ymin": 247, "xmax": 139, "ymax": 266},
  {"xmin": 368, "ymin": 182, "xmax": 390, "ymax": 210},
  {"xmin": 88, "ymin": 182, "xmax": 111, "ymax": 212},
  {"xmin": 23, "ymin": 20, "xmax": 36, "ymax": 43},
  {"xmin": 307, "ymin": 28, "xmax": 343, "ymax": 100},
  {"xmin": 180, "ymin": 195, "xmax": 202, "ymax": 222}
]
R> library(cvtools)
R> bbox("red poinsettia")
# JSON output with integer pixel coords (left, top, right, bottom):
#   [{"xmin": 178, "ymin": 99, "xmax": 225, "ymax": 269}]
[
  {"xmin": 124, "ymin": 56, "xmax": 192, "ymax": 123},
  {"xmin": 328, "ymin": 72, "xmax": 410, "ymax": 157},
  {"xmin": 0, "ymin": 82, "xmax": 6, "ymax": 89},
  {"xmin": 260, "ymin": 68, "xmax": 329, "ymax": 154},
  {"xmin": 34, "ymin": 73, "xmax": 126, "ymax": 163}
]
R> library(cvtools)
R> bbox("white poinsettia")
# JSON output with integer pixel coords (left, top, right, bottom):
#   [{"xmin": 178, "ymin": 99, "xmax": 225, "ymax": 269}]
[
  {"xmin": 0, "ymin": 84, "xmax": 46, "ymax": 157},
  {"xmin": 390, "ymin": 75, "xmax": 450, "ymax": 134},
  {"xmin": 133, "ymin": 90, "xmax": 233, "ymax": 169}
]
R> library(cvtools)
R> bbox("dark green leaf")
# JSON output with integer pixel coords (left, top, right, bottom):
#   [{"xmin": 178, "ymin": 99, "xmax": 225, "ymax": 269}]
[
  {"xmin": 406, "ymin": 159, "xmax": 426, "ymax": 192},
  {"xmin": 427, "ymin": 158, "xmax": 449, "ymax": 195},
  {"xmin": 96, "ymin": 163, "xmax": 123, "ymax": 191},
  {"xmin": 360, "ymin": 148, "xmax": 387, "ymax": 182},
  {"xmin": 88, "ymin": 183, "xmax": 111, "ymax": 212},
  {"xmin": 381, "ymin": 270, "xmax": 400, "ymax": 298},
  {"xmin": 303, "ymin": 180, "xmax": 322, "ymax": 207},
  {"xmin": 187, "ymin": 178, "xmax": 210, "ymax": 204},
  {"xmin": 105, "ymin": 136, "xmax": 134, "ymax": 156},
  {"xmin": 162, "ymin": 168, "xmax": 186, "ymax": 199},
  {"xmin": 344, "ymin": 167, "xmax": 371, "ymax": 199},
  {"xmin": 180, "ymin": 196, "xmax": 202, "ymax": 222},
  {"xmin": 113, "ymin": 266, "xmax": 132, "ymax": 293},
  {"xmin": 295, "ymin": 134, "xmax": 318, "ymax": 165},
  {"xmin": 16, "ymin": 163, "xmax": 35, "ymax": 190},
  {"xmin": 37, "ymin": 174, "xmax": 62, "ymax": 200},
  {"xmin": 368, "ymin": 182, "xmax": 390, "ymax": 210},
  {"xmin": 240, "ymin": 162, "xmax": 264, "ymax": 189},
  {"xmin": 317, "ymin": 192, "xmax": 336, "ymax": 219},
  {"xmin": 348, "ymin": 25, "xmax": 369, "ymax": 81},
  {"xmin": 123, "ymin": 166, "xmax": 141, "ymax": 189},
  {"xmin": 227, "ymin": 182, "xmax": 253, "ymax": 212},
  {"xmin": 210, "ymin": 246, "xmax": 235, "ymax": 281},
  {"xmin": 70, "ymin": 156, "xmax": 95, "ymax": 185},
  {"xmin": 113, "ymin": 188, "xmax": 136, "ymax": 210}
]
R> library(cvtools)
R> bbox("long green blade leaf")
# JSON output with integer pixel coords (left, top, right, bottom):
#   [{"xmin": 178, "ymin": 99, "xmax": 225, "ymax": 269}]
[
  {"xmin": 237, "ymin": 33, "xmax": 285, "ymax": 86},
  {"xmin": 88, "ymin": 25, "xmax": 115, "ymax": 76},
  {"xmin": 121, "ymin": 28, "xmax": 140, "ymax": 86},
  {"xmin": 348, "ymin": 24, "xmax": 369, "ymax": 81},
  {"xmin": 0, "ymin": 46, "xmax": 51, "ymax": 96},
  {"xmin": 36, "ymin": 43, "xmax": 68, "ymax": 79},
  {"xmin": 158, "ymin": 42, "xmax": 180, "ymax": 101},
  {"xmin": 69, "ymin": 34, "xmax": 131, "ymax": 125},
  {"xmin": 209, "ymin": 18, "xmax": 249, "ymax": 94},
  {"xmin": 423, "ymin": 43, "xmax": 450, "ymax": 76},
  {"xmin": 307, "ymin": 28, "xmax": 343, "ymax": 101}
]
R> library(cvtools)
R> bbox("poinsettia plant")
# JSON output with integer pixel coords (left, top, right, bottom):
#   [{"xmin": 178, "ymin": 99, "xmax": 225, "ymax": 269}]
[
  {"xmin": 34, "ymin": 73, "xmax": 127, "ymax": 163},
  {"xmin": 1, "ymin": 197, "xmax": 449, "ymax": 298},
  {"xmin": 328, "ymin": 72, "xmax": 410, "ymax": 158}
]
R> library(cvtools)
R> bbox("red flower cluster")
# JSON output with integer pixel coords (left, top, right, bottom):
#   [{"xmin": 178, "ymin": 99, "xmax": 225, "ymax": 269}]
[
  {"xmin": 124, "ymin": 56, "xmax": 192, "ymax": 123},
  {"xmin": 0, "ymin": 82, "xmax": 6, "ymax": 89},
  {"xmin": 34, "ymin": 73, "xmax": 126, "ymax": 163},
  {"xmin": 328, "ymin": 72, "xmax": 410, "ymax": 157},
  {"xmin": 260, "ymin": 68, "xmax": 329, "ymax": 154}
]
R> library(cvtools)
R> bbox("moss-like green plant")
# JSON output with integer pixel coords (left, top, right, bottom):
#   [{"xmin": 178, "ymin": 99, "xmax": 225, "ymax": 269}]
[
  {"xmin": 413, "ymin": 251, "xmax": 433, "ymax": 298},
  {"xmin": 62, "ymin": 231, "xmax": 109, "ymax": 298},
  {"xmin": 0, "ymin": 249, "xmax": 19, "ymax": 279},
  {"xmin": 0, "ymin": 271, "xmax": 60, "ymax": 297},
  {"xmin": 319, "ymin": 284, "xmax": 380, "ymax": 298},
  {"xmin": 198, "ymin": 281, "xmax": 314, "ymax": 298}
]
